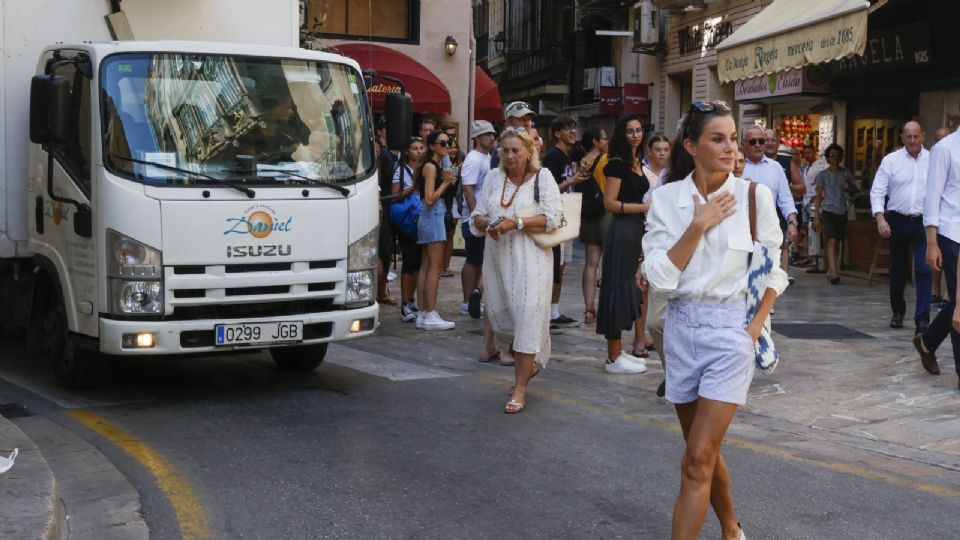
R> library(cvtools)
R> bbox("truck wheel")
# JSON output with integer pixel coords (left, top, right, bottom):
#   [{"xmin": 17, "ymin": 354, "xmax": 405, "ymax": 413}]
[
  {"xmin": 42, "ymin": 296, "xmax": 101, "ymax": 390},
  {"xmin": 270, "ymin": 344, "xmax": 327, "ymax": 372}
]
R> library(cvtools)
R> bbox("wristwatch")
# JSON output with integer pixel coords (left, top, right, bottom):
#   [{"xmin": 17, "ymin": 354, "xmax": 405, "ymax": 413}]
[{"xmin": 517, "ymin": 217, "xmax": 524, "ymax": 230}]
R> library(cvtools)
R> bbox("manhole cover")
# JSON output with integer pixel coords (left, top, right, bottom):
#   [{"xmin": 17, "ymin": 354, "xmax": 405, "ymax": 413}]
[
  {"xmin": 0, "ymin": 403, "xmax": 32, "ymax": 419},
  {"xmin": 772, "ymin": 323, "xmax": 875, "ymax": 340}
]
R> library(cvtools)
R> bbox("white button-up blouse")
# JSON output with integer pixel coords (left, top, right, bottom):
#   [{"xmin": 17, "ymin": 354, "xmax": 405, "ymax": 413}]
[{"xmin": 641, "ymin": 173, "xmax": 790, "ymax": 303}]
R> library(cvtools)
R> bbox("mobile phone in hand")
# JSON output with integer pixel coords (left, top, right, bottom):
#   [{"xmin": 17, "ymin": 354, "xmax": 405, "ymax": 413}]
[{"xmin": 488, "ymin": 216, "xmax": 504, "ymax": 229}]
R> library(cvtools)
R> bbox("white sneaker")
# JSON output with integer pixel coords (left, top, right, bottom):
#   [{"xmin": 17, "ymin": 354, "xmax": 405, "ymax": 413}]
[
  {"xmin": 604, "ymin": 353, "xmax": 648, "ymax": 374},
  {"xmin": 422, "ymin": 311, "xmax": 455, "ymax": 331},
  {"xmin": 387, "ymin": 271, "xmax": 397, "ymax": 282},
  {"xmin": 619, "ymin": 352, "xmax": 647, "ymax": 369},
  {"xmin": 400, "ymin": 303, "xmax": 417, "ymax": 322},
  {"xmin": 415, "ymin": 312, "xmax": 425, "ymax": 329},
  {"xmin": 459, "ymin": 302, "xmax": 470, "ymax": 315}
]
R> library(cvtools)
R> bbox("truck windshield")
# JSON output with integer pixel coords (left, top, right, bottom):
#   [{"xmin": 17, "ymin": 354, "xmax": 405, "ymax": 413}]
[{"xmin": 100, "ymin": 53, "xmax": 374, "ymax": 185}]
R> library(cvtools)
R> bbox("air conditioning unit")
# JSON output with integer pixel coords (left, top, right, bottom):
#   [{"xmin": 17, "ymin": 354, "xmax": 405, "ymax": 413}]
[
  {"xmin": 599, "ymin": 66, "xmax": 617, "ymax": 88},
  {"xmin": 583, "ymin": 68, "xmax": 598, "ymax": 91},
  {"xmin": 634, "ymin": 0, "xmax": 657, "ymax": 47}
]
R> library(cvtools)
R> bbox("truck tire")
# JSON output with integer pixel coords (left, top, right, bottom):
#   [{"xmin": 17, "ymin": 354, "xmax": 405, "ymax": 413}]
[
  {"xmin": 42, "ymin": 295, "xmax": 101, "ymax": 390},
  {"xmin": 270, "ymin": 343, "xmax": 327, "ymax": 372}
]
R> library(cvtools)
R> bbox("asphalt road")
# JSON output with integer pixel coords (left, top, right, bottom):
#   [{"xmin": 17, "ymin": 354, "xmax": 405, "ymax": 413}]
[{"xmin": 2, "ymin": 320, "xmax": 960, "ymax": 540}]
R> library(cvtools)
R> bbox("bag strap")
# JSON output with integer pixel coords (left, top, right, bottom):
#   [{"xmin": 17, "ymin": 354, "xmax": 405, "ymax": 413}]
[
  {"xmin": 748, "ymin": 181, "xmax": 758, "ymax": 242},
  {"xmin": 533, "ymin": 169, "xmax": 541, "ymax": 203},
  {"xmin": 588, "ymin": 153, "xmax": 604, "ymax": 174}
]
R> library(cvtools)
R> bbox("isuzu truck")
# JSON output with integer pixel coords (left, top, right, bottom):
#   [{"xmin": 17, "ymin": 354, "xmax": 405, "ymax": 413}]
[{"xmin": 0, "ymin": 0, "xmax": 380, "ymax": 388}]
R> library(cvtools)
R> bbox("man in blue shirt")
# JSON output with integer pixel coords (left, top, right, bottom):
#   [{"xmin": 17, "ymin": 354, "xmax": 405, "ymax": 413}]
[{"xmin": 743, "ymin": 126, "xmax": 799, "ymax": 276}]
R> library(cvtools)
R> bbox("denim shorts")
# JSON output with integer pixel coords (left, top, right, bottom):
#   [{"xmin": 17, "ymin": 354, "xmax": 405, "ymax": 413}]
[
  {"xmin": 417, "ymin": 200, "xmax": 447, "ymax": 245},
  {"xmin": 663, "ymin": 299, "xmax": 755, "ymax": 405}
]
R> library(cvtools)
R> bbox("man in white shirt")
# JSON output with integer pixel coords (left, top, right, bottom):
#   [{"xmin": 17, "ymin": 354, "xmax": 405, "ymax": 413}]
[
  {"xmin": 916, "ymin": 126, "xmax": 960, "ymax": 385},
  {"xmin": 459, "ymin": 120, "xmax": 496, "ymax": 318},
  {"xmin": 800, "ymin": 144, "xmax": 827, "ymax": 271},
  {"xmin": 743, "ymin": 126, "xmax": 799, "ymax": 274},
  {"xmin": 871, "ymin": 121, "xmax": 931, "ymax": 331}
]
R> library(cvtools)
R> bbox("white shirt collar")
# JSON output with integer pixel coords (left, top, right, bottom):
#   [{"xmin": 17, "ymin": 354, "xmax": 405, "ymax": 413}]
[
  {"xmin": 677, "ymin": 172, "xmax": 739, "ymax": 208},
  {"xmin": 899, "ymin": 146, "xmax": 929, "ymax": 160}
]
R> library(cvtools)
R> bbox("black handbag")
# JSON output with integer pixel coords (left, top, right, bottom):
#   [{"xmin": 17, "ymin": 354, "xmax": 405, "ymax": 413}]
[{"xmin": 580, "ymin": 153, "xmax": 606, "ymax": 219}]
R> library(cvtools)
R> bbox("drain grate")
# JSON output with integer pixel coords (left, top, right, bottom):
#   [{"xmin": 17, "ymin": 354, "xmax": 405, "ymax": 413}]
[
  {"xmin": 772, "ymin": 323, "xmax": 875, "ymax": 340},
  {"xmin": 0, "ymin": 403, "xmax": 32, "ymax": 419}
]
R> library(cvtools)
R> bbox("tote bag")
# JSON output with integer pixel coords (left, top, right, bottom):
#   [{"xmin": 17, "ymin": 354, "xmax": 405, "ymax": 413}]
[
  {"xmin": 516, "ymin": 170, "xmax": 581, "ymax": 249},
  {"xmin": 746, "ymin": 181, "xmax": 780, "ymax": 374}
]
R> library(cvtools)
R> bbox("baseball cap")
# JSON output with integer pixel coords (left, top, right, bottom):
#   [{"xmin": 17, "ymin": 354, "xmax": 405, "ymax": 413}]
[
  {"xmin": 470, "ymin": 120, "xmax": 496, "ymax": 139},
  {"xmin": 504, "ymin": 101, "xmax": 536, "ymax": 119},
  {"xmin": 777, "ymin": 144, "xmax": 795, "ymax": 157}
]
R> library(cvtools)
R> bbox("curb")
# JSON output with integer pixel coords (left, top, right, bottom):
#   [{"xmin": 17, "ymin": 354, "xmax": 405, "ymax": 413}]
[{"xmin": 0, "ymin": 415, "xmax": 61, "ymax": 540}]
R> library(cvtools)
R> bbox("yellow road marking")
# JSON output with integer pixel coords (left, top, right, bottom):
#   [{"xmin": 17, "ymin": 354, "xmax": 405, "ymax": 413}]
[
  {"xmin": 68, "ymin": 409, "xmax": 210, "ymax": 540},
  {"xmin": 483, "ymin": 376, "xmax": 960, "ymax": 500}
]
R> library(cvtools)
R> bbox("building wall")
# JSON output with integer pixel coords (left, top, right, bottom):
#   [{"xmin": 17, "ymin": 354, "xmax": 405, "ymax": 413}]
[
  {"xmin": 308, "ymin": 0, "xmax": 473, "ymax": 145},
  {"xmin": 658, "ymin": 0, "xmax": 769, "ymax": 138}
]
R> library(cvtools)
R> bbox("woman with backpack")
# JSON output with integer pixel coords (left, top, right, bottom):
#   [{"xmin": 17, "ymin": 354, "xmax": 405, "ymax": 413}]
[
  {"xmin": 391, "ymin": 137, "xmax": 426, "ymax": 323},
  {"xmin": 575, "ymin": 127, "xmax": 609, "ymax": 325}
]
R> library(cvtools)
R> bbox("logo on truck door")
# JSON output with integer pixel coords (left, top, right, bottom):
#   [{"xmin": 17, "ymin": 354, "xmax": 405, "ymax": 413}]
[{"xmin": 224, "ymin": 204, "xmax": 293, "ymax": 238}]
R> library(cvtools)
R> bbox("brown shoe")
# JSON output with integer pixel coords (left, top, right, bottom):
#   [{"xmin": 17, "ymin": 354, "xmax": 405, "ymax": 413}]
[{"xmin": 913, "ymin": 334, "xmax": 940, "ymax": 375}]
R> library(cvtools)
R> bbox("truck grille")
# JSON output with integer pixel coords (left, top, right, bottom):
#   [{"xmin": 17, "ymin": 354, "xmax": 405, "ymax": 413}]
[{"xmin": 165, "ymin": 260, "xmax": 344, "ymax": 321}]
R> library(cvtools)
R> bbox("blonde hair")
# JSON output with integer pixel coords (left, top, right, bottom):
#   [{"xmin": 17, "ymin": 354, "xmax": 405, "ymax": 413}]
[{"xmin": 498, "ymin": 129, "xmax": 541, "ymax": 174}]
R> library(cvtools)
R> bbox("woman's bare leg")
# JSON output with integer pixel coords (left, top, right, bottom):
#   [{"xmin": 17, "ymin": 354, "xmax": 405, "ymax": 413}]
[
  {"xmin": 582, "ymin": 244, "xmax": 602, "ymax": 316},
  {"xmin": 508, "ymin": 352, "xmax": 537, "ymax": 406},
  {"xmin": 423, "ymin": 242, "xmax": 444, "ymax": 312},
  {"xmin": 672, "ymin": 399, "xmax": 741, "ymax": 540}
]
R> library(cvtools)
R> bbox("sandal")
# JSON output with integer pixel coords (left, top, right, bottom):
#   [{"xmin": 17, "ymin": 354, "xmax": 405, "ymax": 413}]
[
  {"xmin": 378, "ymin": 295, "xmax": 398, "ymax": 306},
  {"xmin": 440, "ymin": 269, "xmax": 455, "ymax": 278},
  {"xmin": 583, "ymin": 308, "xmax": 597, "ymax": 324},
  {"xmin": 480, "ymin": 351, "xmax": 501, "ymax": 363},
  {"xmin": 631, "ymin": 348, "xmax": 650, "ymax": 359},
  {"xmin": 504, "ymin": 399, "xmax": 525, "ymax": 414}
]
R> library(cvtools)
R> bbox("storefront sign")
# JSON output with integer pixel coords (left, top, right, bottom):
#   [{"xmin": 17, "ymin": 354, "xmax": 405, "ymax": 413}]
[
  {"xmin": 734, "ymin": 68, "xmax": 829, "ymax": 101},
  {"xmin": 599, "ymin": 87, "xmax": 621, "ymax": 116},
  {"xmin": 718, "ymin": 6, "xmax": 868, "ymax": 82},
  {"xmin": 833, "ymin": 22, "xmax": 931, "ymax": 75},
  {"xmin": 367, "ymin": 83, "xmax": 403, "ymax": 94},
  {"xmin": 623, "ymin": 83, "xmax": 650, "ymax": 115},
  {"xmin": 677, "ymin": 17, "xmax": 734, "ymax": 55}
]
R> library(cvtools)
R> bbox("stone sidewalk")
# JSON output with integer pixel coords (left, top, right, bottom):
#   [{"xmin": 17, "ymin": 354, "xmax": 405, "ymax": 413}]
[{"xmin": 399, "ymin": 247, "xmax": 960, "ymax": 480}]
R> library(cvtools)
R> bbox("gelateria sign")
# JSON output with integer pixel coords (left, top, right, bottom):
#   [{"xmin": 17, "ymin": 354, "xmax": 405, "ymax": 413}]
[
  {"xmin": 734, "ymin": 68, "xmax": 829, "ymax": 101},
  {"xmin": 716, "ymin": 0, "xmax": 870, "ymax": 82}
]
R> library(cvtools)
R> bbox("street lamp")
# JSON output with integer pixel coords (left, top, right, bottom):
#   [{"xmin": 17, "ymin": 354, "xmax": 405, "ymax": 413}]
[
  {"xmin": 493, "ymin": 31, "xmax": 506, "ymax": 55},
  {"xmin": 444, "ymin": 35, "xmax": 458, "ymax": 56}
]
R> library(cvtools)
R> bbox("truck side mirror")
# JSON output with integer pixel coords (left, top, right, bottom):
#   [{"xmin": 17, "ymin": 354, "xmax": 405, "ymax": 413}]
[
  {"xmin": 385, "ymin": 93, "xmax": 412, "ymax": 152},
  {"xmin": 29, "ymin": 75, "xmax": 71, "ymax": 145}
]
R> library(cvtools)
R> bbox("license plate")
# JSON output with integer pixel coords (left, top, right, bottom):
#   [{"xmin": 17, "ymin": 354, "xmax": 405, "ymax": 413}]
[{"xmin": 215, "ymin": 321, "xmax": 303, "ymax": 346}]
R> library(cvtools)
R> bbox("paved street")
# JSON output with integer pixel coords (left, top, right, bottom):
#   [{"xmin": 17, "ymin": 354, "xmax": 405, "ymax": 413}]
[{"xmin": 2, "ymin": 251, "xmax": 960, "ymax": 539}]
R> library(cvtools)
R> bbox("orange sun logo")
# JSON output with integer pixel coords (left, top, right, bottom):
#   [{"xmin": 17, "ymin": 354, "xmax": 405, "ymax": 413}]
[{"xmin": 246, "ymin": 211, "xmax": 274, "ymax": 239}]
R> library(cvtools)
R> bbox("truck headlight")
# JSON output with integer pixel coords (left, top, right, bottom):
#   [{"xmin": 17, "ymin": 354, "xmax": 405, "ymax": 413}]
[
  {"xmin": 347, "ymin": 226, "xmax": 378, "ymax": 271},
  {"xmin": 346, "ymin": 227, "xmax": 377, "ymax": 307},
  {"xmin": 107, "ymin": 230, "xmax": 163, "ymax": 315}
]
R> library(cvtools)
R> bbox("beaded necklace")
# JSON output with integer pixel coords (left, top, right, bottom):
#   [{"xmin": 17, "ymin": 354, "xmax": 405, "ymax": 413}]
[{"xmin": 499, "ymin": 172, "xmax": 528, "ymax": 208}]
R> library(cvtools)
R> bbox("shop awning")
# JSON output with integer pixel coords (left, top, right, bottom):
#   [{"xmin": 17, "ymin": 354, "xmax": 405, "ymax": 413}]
[
  {"xmin": 473, "ymin": 66, "xmax": 502, "ymax": 123},
  {"xmin": 333, "ymin": 43, "xmax": 451, "ymax": 115},
  {"xmin": 716, "ymin": 0, "xmax": 870, "ymax": 83}
]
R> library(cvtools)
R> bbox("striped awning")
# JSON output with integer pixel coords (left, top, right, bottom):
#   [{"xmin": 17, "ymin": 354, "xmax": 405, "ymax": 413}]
[{"xmin": 716, "ymin": 0, "xmax": 870, "ymax": 82}]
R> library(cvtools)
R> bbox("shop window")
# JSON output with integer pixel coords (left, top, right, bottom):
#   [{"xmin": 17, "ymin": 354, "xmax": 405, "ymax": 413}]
[{"xmin": 303, "ymin": 0, "xmax": 419, "ymax": 43}]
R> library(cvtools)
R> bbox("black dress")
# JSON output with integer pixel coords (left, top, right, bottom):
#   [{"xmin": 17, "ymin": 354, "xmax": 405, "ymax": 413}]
[{"xmin": 596, "ymin": 157, "xmax": 650, "ymax": 341}]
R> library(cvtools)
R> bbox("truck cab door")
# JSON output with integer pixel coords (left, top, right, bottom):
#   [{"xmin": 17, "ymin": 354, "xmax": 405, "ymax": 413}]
[{"xmin": 31, "ymin": 50, "xmax": 98, "ymax": 338}]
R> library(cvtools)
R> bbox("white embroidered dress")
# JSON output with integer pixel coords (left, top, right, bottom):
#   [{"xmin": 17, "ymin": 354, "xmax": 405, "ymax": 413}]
[{"xmin": 470, "ymin": 168, "xmax": 563, "ymax": 368}]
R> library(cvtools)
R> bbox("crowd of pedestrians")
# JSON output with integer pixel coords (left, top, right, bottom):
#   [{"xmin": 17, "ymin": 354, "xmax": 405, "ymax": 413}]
[{"xmin": 375, "ymin": 98, "xmax": 960, "ymax": 539}]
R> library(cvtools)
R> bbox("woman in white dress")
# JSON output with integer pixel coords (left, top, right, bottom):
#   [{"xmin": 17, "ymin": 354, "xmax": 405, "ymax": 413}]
[{"xmin": 469, "ymin": 130, "xmax": 562, "ymax": 414}]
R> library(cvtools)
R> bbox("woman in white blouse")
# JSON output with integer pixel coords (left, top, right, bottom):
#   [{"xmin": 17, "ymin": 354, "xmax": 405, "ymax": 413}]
[
  {"xmin": 470, "ymin": 130, "xmax": 562, "ymax": 414},
  {"xmin": 641, "ymin": 101, "xmax": 788, "ymax": 540}
]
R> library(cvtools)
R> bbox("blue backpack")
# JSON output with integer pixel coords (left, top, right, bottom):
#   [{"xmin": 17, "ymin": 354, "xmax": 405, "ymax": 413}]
[{"xmin": 388, "ymin": 164, "xmax": 423, "ymax": 239}]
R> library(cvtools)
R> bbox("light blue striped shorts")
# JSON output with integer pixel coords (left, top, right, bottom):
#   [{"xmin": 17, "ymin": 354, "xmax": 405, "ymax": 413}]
[{"xmin": 663, "ymin": 299, "xmax": 755, "ymax": 405}]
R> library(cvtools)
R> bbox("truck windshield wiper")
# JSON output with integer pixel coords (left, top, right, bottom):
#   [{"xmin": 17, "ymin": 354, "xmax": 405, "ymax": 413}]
[
  {"xmin": 111, "ymin": 155, "xmax": 256, "ymax": 198},
  {"xmin": 254, "ymin": 168, "xmax": 351, "ymax": 196}
]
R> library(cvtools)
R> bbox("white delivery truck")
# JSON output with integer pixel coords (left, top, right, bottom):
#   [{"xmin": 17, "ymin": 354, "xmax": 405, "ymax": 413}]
[{"xmin": 0, "ymin": 0, "xmax": 382, "ymax": 388}]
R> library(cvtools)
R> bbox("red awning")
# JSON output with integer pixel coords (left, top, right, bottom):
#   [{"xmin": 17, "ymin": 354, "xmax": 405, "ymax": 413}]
[
  {"xmin": 333, "ymin": 43, "xmax": 451, "ymax": 115},
  {"xmin": 474, "ymin": 66, "xmax": 502, "ymax": 123}
]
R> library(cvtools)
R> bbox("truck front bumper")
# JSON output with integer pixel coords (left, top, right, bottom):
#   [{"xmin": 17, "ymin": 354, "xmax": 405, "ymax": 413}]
[{"xmin": 98, "ymin": 303, "xmax": 378, "ymax": 355}]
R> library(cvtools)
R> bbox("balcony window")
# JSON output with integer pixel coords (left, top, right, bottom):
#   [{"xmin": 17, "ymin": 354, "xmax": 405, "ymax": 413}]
[{"xmin": 303, "ymin": 0, "xmax": 419, "ymax": 43}]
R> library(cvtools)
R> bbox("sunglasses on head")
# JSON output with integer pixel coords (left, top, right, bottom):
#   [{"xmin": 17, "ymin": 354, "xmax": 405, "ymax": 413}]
[{"xmin": 691, "ymin": 100, "xmax": 731, "ymax": 113}]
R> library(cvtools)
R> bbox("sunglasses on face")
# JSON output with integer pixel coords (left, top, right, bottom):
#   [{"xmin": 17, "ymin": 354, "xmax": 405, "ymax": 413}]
[
  {"xmin": 435, "ymin": 140, "xmax": 449, "ymax": 147},
  {"xmin": 746, "ymin": 138, "xmax": 765, "ymax": 146}
]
